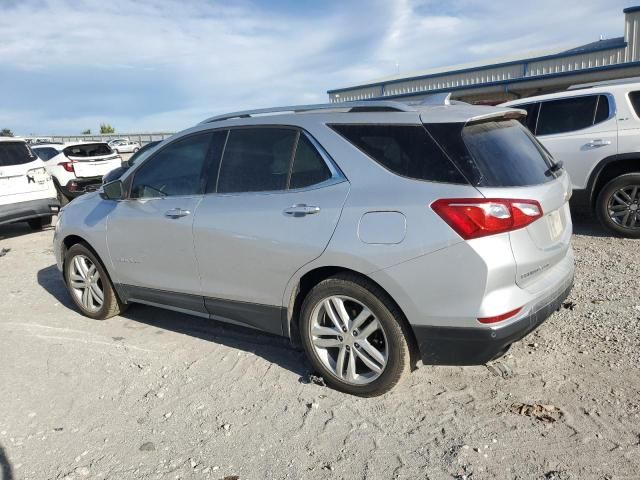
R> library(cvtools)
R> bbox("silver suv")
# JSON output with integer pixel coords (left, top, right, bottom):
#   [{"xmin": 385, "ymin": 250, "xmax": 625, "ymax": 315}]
[{"xmin": 54, "ymin": 101, "xmax": 575, "ymax": 396}]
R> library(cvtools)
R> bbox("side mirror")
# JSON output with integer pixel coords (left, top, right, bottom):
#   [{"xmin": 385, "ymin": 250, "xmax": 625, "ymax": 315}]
[{"xmin": 100, "ymin": 180, "xmax": 125, "ymax": 200}]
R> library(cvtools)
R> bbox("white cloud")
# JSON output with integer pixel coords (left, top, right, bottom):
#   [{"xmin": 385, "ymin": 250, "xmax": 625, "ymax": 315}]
[{"xmin": 0, "ymin": 0, "xmax": 634, "ymax": 134}]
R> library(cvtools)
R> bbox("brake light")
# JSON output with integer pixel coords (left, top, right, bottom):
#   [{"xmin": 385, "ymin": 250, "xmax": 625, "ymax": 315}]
[
  {"xmin": 431, "ymin": 198, "xmax": 543, "ymax": 240},
  {"xmin": 478, "ymin": 307, "xmax": 522, "ymax": 324},
  {"xmin": 58, "ymin": 161, "xmax": 75, "ymax": 173}
]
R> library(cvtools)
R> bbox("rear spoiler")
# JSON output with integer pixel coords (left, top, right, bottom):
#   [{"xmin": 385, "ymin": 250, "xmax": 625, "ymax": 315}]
[{"xmin": 465, "ymin": 108, "xmax": 527, "ymax": 125}]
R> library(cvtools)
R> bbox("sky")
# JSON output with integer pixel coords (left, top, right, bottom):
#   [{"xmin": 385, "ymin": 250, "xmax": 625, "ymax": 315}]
[{"xmin": 0, "ymin": 0, "xmax": 636, "ymax": 135}]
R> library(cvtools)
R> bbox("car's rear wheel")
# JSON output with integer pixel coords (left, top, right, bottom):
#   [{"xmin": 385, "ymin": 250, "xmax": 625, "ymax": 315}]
[
  {"xmin": 133, "ymin": 147, "xmax": 139, "ymax": 153},
  {"xmin": 64, "ymin": 243, "xmax": 125, "ymax": 319},
  {"xmin": 596, "ymin": 173, "xmax": 640, "ymax": 238},
  {"xmin": 299, "ymin": 274, "xmax": 411, "ymax": 396},
  {"xmin": 27, "ymin": 216, "xmax": 52, "ymax": 230}
]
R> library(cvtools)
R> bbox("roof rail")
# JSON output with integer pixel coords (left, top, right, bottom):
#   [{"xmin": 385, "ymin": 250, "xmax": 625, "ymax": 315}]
[
  {"xmin": 200, "ymin": 101, "xmax": 417, "ymax": 124},
  {"xmin": 568, "ymin": 76, "xmax": 640, "ymax": 90}
]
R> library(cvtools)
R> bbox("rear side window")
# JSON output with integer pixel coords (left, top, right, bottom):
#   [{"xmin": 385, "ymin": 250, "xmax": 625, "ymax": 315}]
[
  {"xmin": 289, "ymin": 135, "xmax": 332, "ymax": 189},
  {"xmin": 0, "ymin": 142, "xmax": 37, "ymax": 166},
  {"xmin": 34, "ymin": 147, "xmax": 59, "ymax": 161},
  {"xmin": 426, "ymin": 120, "xmax": 556, "ymax": 187},
  {"xmin": 628, "ymin": 91, "xmax": 640, "ymax": 118},
  {"xmin": 536, "ymin": 95, "xmax": 609, "ymax": 136},
  {"xmin": 64, "ymin": 143, "xmax": 113, "ymax": 157},
  {"xmin": 330, "ymin": 124, "xmax": 467, "ymax": 184},
  {"xmin": 217, "ymin": 128, "xmax": 297, "ymax": 193},
  {"xmin": 514, "ymin": 103, "xmax": 540, "ymax": 133}
]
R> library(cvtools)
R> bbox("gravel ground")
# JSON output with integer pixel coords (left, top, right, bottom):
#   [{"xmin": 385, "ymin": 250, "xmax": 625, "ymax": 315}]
[{"xmin": 0, "ymin": 211, "xmax": 639, "ymax": 480}]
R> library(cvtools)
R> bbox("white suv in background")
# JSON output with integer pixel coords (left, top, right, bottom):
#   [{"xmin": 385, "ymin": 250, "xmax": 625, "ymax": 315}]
[
  {"xmin": 501, "ymin": 79, "xmax": 640, "ymax": 237},
  {"xmin": 0, "ymin": 138, "xmax": 58, "ymax": 230},
  {"xmin": 32, "ymin": 142, "xmax": 122, "ymax": 205}
]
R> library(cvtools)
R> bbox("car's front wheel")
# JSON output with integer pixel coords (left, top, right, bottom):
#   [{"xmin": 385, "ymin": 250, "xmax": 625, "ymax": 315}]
[
  {"xmin": 596, "ymin": 173, "xmax": 640, "ymax": 238},
  {"xmin": 64, "ymin": 243, "xmax": 125, "ymax": 319},
  {"xmin": 299, "ymin": 274, "xmax": 412, "ymax": 397}
]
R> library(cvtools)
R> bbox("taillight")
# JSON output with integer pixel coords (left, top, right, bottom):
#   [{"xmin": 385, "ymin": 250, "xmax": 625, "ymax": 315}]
[
  {"xmin": 58, "ymin": 161, "xmax": 75, "ymax": 173},
  {"xmin": 431, "ymin": 198, "xmax": 543, "ymax": 240}
]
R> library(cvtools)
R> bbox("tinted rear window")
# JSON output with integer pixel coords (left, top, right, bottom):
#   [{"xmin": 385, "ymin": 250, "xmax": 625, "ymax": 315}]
[
  {"xmin": 426, "ymin": 120, "xmax": 556, "ymax": 187},
  {"xmin": 63, "ymin": 143, "xmax": 113, "ymax": 157},
  {"xmin": 330, "ymin": 124, "xmax": 467, "ymax": 184},
  {"xmin": 0, "ymin": 141, "xmax": 37, "ymax": 166}
]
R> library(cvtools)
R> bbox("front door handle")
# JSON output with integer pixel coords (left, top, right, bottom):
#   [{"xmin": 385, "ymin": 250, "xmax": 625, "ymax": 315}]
[
  {"xmin": 585, "ymin": 139, "xmax": 612, "ymax": 148},
  {"xmin": 283, "ymin": 204, "xmax": 321, "ymax": 217},
  {"xmin": 164, "ymin": 208, "xmax": 191, "ymax": 219}
]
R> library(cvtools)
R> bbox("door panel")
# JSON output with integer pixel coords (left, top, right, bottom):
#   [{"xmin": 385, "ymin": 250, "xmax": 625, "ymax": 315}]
[
  {"xmin": 193, "ymin": 181, "xmax": 350, "ymax": 309},
  {"xmin": 537, "ymin": 119, "xmax": 618, "ymax": 190},
  {"xmin": 106, "ymin": 196, "xmax": 204, "ymax": 299}
]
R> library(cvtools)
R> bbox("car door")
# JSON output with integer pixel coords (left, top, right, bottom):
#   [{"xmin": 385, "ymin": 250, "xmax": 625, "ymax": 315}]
[
  {"xmin": 192, "ymin": 127, "xmax": 350, "ymax": 334},
  {"xmin": 533, "ymin": 94, "xmax": 618, "ymax": 190},
  {"xmin": 106, "ymin": 131, "xmax": 222, "ymax": 313}
]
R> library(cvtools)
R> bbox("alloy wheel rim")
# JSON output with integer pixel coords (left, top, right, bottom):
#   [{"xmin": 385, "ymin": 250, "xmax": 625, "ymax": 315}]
[
  {"xmin": 69, "ymin": 255, "xmax": 104, "ymax": 312},
  {"xmin": 607, "ymin": 185, "xmax": 640, "ymax": 229},
  {"xmin": 310, "ymin": 295, "xmax": 388, "ymax": 385}
]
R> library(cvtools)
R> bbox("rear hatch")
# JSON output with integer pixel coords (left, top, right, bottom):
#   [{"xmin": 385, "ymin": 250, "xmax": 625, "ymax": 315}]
[
  {"xmin": 0, "ymin": 141, "xmax": 51, "ymax": 203},
  {"xmin": 63, "ymin": 143, "xmax": 121, "ymax": 178},
  {"xmin": 425, "ymin": 117, "xmax": 572, "ymax": 289}
]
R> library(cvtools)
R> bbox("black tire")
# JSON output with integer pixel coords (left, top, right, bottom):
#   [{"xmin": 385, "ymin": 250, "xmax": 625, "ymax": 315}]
[
  {"xmin": 27, "ymin": 216, "xmax": 52, "ymax": 230},
  {"xmin": 595, "ymin": 173, "xmax": 640, "ymax": 238},
  {"xmin": 55, "ymin": 183, "xmax": 70, "ymax": 206},
  {"xmin": 299, "ymin": 273, "xmax": 412, "ymax": 397},
  {"xmin": 64, "ymin": 243, "xmax": 126, "ymax": 320},
  {"xmin": 133, "ymin": 147, "xmax": 139, "ymax": 153}
]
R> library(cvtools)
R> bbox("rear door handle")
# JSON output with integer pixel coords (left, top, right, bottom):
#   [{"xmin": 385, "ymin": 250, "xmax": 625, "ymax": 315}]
[
  {"xmin": 585, "ymin": 139, "xmax": 611, "ymax": 148},
  {"xmin": 164, "ymin": 208, "xmax": 191, "ymax": 218},
  {"xmin": 283, "ymin": 204, "xmax": 320, "ymax": 217}
]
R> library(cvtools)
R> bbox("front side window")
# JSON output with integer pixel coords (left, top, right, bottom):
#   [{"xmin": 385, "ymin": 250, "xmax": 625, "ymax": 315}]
[
  {"xmin": 217, "ymin": 128, "xmax": 297, "ymax": 193},
  {"xmin": 330, "ymin": 124, "xmax": 467, "ymax": 184},
  {"xmin": 130, "ymin": 132, "xmax": 213, "ymax": 198},
  {"xmin": 536, "ymin": 95, "xmax": 609, "ymax": 136}
]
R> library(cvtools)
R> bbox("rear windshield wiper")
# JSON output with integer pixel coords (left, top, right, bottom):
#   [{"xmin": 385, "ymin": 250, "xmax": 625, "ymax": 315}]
[{"xmin": 545, "ymin": 160, "xmax": 564, "ymax": 177}]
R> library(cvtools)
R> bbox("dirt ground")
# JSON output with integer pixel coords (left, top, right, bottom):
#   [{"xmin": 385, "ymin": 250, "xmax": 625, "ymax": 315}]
[{"xmin": 0, "ymin": 212, "xmax": 639, "ymax": 480}]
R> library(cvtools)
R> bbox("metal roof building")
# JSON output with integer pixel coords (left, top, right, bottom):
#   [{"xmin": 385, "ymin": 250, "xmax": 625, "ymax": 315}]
[{"xmin": 327, "ymin": 6, "xmax": 640, "ymax": 105}]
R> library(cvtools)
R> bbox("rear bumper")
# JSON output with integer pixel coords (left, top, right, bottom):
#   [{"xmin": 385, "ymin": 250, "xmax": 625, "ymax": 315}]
[
  {"xmin": 0, "ymin": 197, "xmax": 60, "ymax": 226},
  {"xmin": 62, "ymin": 177, "xmax": 103, "ymax": 197},
  {"xmin": 414, "ymin": 271, "xmax": 574, "ymax": 365}
]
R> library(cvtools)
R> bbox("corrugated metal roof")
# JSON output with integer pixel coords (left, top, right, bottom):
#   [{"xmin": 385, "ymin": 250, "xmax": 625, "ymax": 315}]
[{"xmin": 328, "ymin": 38, "xmax": 627, "ymax": 94}]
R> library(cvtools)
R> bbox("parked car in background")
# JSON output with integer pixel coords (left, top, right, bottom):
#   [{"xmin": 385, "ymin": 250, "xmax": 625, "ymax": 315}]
[
  {"xmin": 0, "ymin": 137, "xmax": 58, "ymax": 230},
  {"xmin": 54, "ymin": 100, "xmax": 575, "ymax": 396},
  {"xmin": 108, "ymin": 138, "xmax": 140, "ymax": 154},
  {"xmin": 102, "ymin": 140, "xmax": 161, "ymax": 184},
  {"xmin": 500, "ymin": 79, "xmax": 640, "ymax": 237},
  {"xmin": 32, "ymin": 142, "xmax": 121, "ymax": 205}
]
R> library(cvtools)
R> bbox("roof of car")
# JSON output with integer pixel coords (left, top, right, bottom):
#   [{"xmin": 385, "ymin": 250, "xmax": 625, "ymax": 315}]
[
  {"xmin": 500, "ymin": 81, "xmax": 640, "ymax": 106},
  {"xmin": 0, "ymin": 137, "xmax": 25, "ymax": 143},
  {"xmin": 200, "ymin": 100, "xmax": 525, "ymax": 126}
]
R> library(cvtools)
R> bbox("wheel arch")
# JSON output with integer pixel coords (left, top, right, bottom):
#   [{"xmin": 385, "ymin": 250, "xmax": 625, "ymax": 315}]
[
  {"xmin": 285, "ymin": 265, "xmax": 419, "ymax": 367},
  {"xmin": 587, "ymin": 154, "xmax": 640, "ymax": 206}
]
